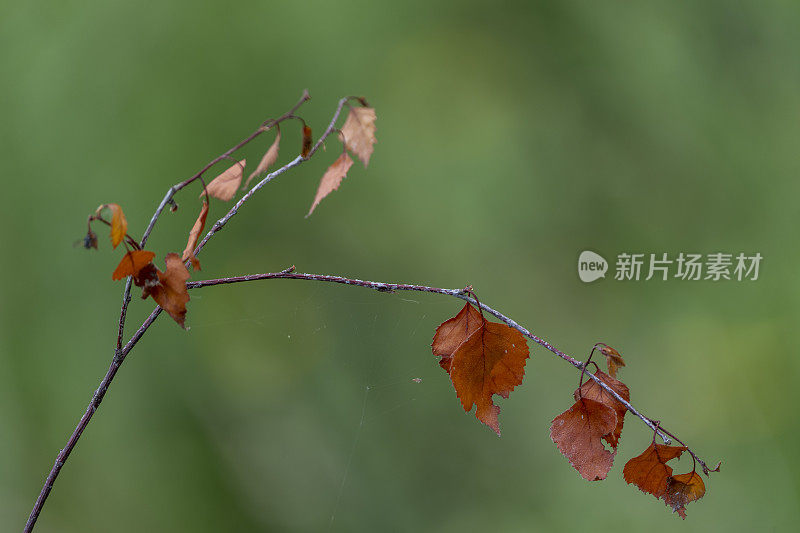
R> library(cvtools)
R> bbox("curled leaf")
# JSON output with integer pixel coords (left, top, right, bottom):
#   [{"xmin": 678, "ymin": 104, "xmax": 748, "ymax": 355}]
[
  {"xmin": 574, "ymin": 370, "xmax": 629, "ymax": 449},
  {"xmin": 623, "ymin": 442, "xmax": 687, "ymax": 499},
  {"xmin": 112, "ymin": 250, "xmax": 156, "ymax": 281},
  {"xmin": 432, "ymin": 302, "xmax": 483, "ymax": 372},
  {"xmin": 550, "ymin": 398, "xmax": 617, "ymax": 481},
  {"xmin": 306, "ymin": 152, "xmax": 354, "ymax": 217},
  {"xmin": 664, "ymin": 471, "xmax": 705, "ymax": 519},
  {"xmin": 301, "ymin": 125, "xmax": 312, "ymax": 158},
  {"xmin": 201, "ymin": 160, "xmax": 246, "ymax": 201},
  {"xmin": 431, "ymin": 303, "xmax": 529, "ymax": 435},
  {"xmin": 340, "ymin": 106, "xmax": 377, "ymax": 167},
  {"xmin": 245, "ymin": 127, "xmax": 281, "ymax": 189},
  {"xmin": 601, "ymin": 345, "xmax": 625, "ymax": 377},
  {"xmin": 96, "ymin": 203, "xmax": 128, "ymax": 249},
  {"xmin": 181, "ymin": 200, "xmax": 208, "ymax": 270},
  {"xmin": 148, "ymin": 253, "xmax": 190, "ymax": 328}
]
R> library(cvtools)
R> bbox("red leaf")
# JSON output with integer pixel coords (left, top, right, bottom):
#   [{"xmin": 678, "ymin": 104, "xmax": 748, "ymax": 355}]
[
  {"xmin": 574, "ymin": 370, "xmax": 630, "ymax": 449},
  {"xmin": 550, "ymin": 398, "xmax": 618, "ymax": 481},
  {"xmin": 111, "ymin": 250, "xmax": 155, "ymax": 280},
  {"xmin": 301, "ymin": 125, "xmax": 312, "ymax": 159},
  {"xmin": 623, "ymin": 442, "xmax": 687, "ymax": 499},
  {"xmin": 431, "ymin": 303, "xmax": 529, "ymax": 435},
  {"xmin": 146, "ymin": 253, "xmax": 190, "ymax": 328}
]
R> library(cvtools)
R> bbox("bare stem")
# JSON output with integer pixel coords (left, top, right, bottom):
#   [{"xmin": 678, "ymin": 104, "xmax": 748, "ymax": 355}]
[
  {"xmin": 184, "ymin": 270, "xmax": 712, "ymax": 457},
  {"xmin": 24, "ymin": 90, "xmax": 345, "ymax": 533}
]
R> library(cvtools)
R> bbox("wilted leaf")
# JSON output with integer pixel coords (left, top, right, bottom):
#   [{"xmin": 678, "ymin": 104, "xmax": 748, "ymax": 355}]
[
  {"xmin": 306, "ymin": 152, "xmax": 354, "ymax": 217},
  {"xmin": 148, "ymin": 253, "xmax": 190, "ymax": 328},
  {"xmin": 97, "ymin": 203, "xmax": 128, "ymax": 249},
  {"xmin": 301, "ymin": 125, "xmax": 312, "ymax": 158},
  {"xmin": 431, "ymin": 303, "xmax": 529, "ymax": 435},
  {"xmin": 550, "ymin": 398, "xmax": 617, "ymax": 481},
  {"xmin": 245, "ymin": 127, "xmax": 281, "ymax": 189},
  {"xmin": 574, "ymin": 370, "xmax": 629, "ymax": 449},
  {"xmin": 623, "ymin": 442, "xmax": 687, "ymax": 499},
  {"xmin": 340, "ymin": 106, "xmax": 377, "ymax": 167},
  {"xmin": 181, "ymin": 200, "xmax": 208, "ymax": 270},
  {"xmin": 112, "ymin": 250, "xmax": 156, "ymax": 280},
  {"xmin": 601, "ymin": 345, "xmax": 625, "ymax": 377},
  {"xmin": 432, "ymin": 302, "xmax": 483, "ymax": 372},
  {"xmin": 201, "ymin": 160, "xmax": 246, "ymax": 201},
  {"xmin": 664, "ymin": 470, "xmax": 705, "ymax": 519}
]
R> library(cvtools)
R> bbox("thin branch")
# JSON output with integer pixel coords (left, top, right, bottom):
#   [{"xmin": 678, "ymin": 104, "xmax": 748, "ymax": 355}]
[
  {"xmin": 24, "ymin": 90, "xmax": 338, "ymax": 533},
  {"xmin": 184, "ymin": 271, "xmax": 700, "ymax": 453}
]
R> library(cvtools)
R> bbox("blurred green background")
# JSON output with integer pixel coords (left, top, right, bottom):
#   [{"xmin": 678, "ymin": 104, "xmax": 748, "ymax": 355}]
[{"xmin": 1, "ymin": 0, "xmax": 798, "ymax": 531}]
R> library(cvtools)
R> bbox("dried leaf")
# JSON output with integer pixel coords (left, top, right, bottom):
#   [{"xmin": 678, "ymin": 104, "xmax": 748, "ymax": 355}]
[
  {"xmin": 550, "ymin": 398, "xmax": 617, "ymax": 481},
  {"xmin": 431, "ymin": 303, "xmax": 529, "ymax": 435},
  {"xmin": 306, "ymin": 152, "xmax": 354, "ymax": 217},
  {"xmin": 432, "ymin": 302, "xmax": 483, "ymax": 372},
  {"xmin": 623, "ymin": 442, "xmax": 687, "ymax": 499},
  {"xmin": 97, "ymin": 203, "xmax": 128, "ymax": 249},
  {"xmin": 574, "ymin": 370, "xmax": 629, "ymax": 449},
  {"xmin": 148, "ymin": 253, "xmax": 190, "ymax": 328},
  {"xmin": 601, "ymin": 345, "xmax": 626, "ymax": 377},
  {"xmin": 244, "ymin": 127, "xmax": 281, "ymax": 189},
  {"xmin": 181, "ymin": 200, "xmax": 208, "ymax": 270},
  {"xmin": 201, "ymin": 160, "xmax": 246, "ymax": 201},
  {"xmin": 112, "ymin": 250, "xmax": 155, "ymax": 280},
  {"xmin": 340, "ymin": 106, "xmax": 377, "ymax": 167},
  {"xmin": 664, "ymin": 471, "xmax": 705, "ymax": 519},
  {"xmin": 301, "ymin": 125, "xmax": 312, "ymax": 158}
]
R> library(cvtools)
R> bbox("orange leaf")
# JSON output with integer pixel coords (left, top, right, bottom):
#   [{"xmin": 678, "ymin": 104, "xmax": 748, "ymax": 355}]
[
  {"xmin": 301, "ymin": 125, "xmax": 312, "ymax": 158},
  {"xmin": 148, "ymin": 253, "xmax": 190, "ymax": 328},
  {"xmin": 306, "ymin": 152, "xmax": 354, "ymax": 217},
  {"xmin": 244, "ymin": 127, "xmax": 281, "ymax": 190},
  {"xmin": 574, "ymin": 370, "xmax": 630, "ymax": 449},
  {"xmin": 601, "ymin": 345, "xmax": 626, "ymax": 377},
  {"xmin": 96, "ymin": 203, "xmax": 128, "ymax": 249},
  {"xmin": 111, "ymin": 250, "xmax": 156, "ymax": 281},
  {"xmin": 431, "ymin": 303, "xmax": 529, "ymax": 435},
  {"xmin": 431, "ymin": 302, "xmax": 483, "ymax": 372},
  {"xmin": 623, "ymin": 442, "xmax": 687, "ymax": 499},
  {"xmin": 664, "ymin": 470, "xmax": 705, "ymax": 519},
  {"xmin": 340, "ymin": 106, "xmax": 377, "ymax": 167},
  {"xmin": 201, "ymin": 159, "xmax": 246, "ymax": 201},
  {"xmin": 181, "ymin": 200, "xmax": 208, "ymax": 270},
  {"xmin": 550, "ymin": 398, "xmax": 617, "ymax": 481}
]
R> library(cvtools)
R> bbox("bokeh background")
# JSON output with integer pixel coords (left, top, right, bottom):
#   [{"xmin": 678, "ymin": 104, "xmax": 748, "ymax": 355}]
[{"xmin": 1, "ymin": 1, "xmax": 798, "ymax": 531}]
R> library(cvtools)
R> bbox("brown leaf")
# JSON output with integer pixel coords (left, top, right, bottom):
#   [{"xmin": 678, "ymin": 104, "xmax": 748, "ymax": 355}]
[
  {"xmin": 340, "ymin": 107, "xmax": 377, "ymax": 167},
  {"xmin": 306, "ymin": 152, "xmax": 354, "ymax": 217},
  {"xmin": 201, "ymin": 159, "xmax": 246, "ymax": 201},
  {"xmin": 301, "ymin": 125, "xmax": 312, "ymax": 158},
  {"xmin": 148, "ymin": 253, "xmax": 190, "ymax": 328},
  {"xmin": 623, "ymin": 442, "xmax": 687, "ymax": 499},
  {"xmin": 574, "ymin": 370, "xmax": 630, "ymax": 449},
  {"xmin": 550, "ymin": 398, "xmax": 617, "ymax": 481},
  {"xmin": 112, "ymin": 250, "xmax": 156, "ymax": 280},
  {"xmin": 432, "ymin": 302, "xmax": 483, "ymax": 372},
  {"xmin": 664, "ymin": 470, "xmax": 705, "ymax": 519},
  {"xmin": 181, "ymin": 200, "xmax": 208, "ymax": 270},
  {"xmin": 244, "ymin": 127, "xmax": 281, "ymax": 189},
  {"xmin": 601, "ymin": 345, "xmax": 626, "ymax": 377},
  {"xmin": 431, "ymin": 303, "xmax": 529, "ymax": 435}
]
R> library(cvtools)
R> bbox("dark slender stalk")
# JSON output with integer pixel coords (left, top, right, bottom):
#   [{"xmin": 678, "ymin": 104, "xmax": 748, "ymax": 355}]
[
  {"xmin": 185, "ymin": 271, "xmax": 692, "ymax": 450},
  {"xmin": 23, "ymin": 90, "xmax": 346, "ymax": 532}
]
